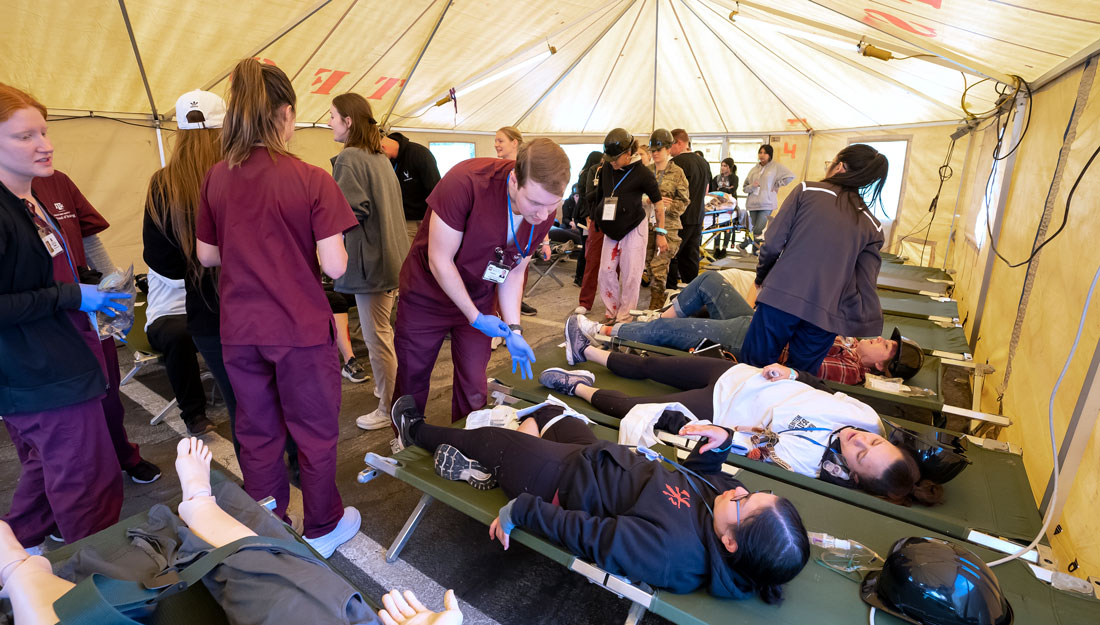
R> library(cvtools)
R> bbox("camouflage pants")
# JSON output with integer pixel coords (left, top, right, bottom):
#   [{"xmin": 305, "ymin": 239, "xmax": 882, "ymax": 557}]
[{"xmin": 645, "ymin": 227, "xmax": 682, "ymax": 309}]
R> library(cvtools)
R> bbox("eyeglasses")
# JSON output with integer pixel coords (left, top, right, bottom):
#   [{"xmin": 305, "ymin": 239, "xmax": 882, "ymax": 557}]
[{"xmin": 734, "ymin": 490, "xmax": 773, "ymax": 527}]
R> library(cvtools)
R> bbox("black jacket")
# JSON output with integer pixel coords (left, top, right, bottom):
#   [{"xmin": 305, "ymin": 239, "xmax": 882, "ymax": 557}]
[
  {"xmin": 389, "ymin": 133, "xmax": 441, "ymax": 222},
  {"xmin": 0, "ymin": 182, "xmax": 104, "ymax": 414},
  {"xmin": 510, "ymin": 437, "xmax": 754, "ymax": 599},
  {"xmin": 586, "ymin": 161, "xmax": 662, "ymax": 240},
  {"xmin": 673, "ymin": 153, "xmax": 711, "ymax": 226},
  {"xmin": 712, "ymin": 174, "xmax": 738, "ymax": 197},
  {"xmin": 142, "ymin": 180, "xmax": 221, "ymax": 337}
]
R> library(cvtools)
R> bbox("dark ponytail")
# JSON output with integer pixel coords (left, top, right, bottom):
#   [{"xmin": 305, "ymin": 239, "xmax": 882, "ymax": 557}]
[
  {"xmin": 727, "ymin": 497, "xmax": 809, "ymax": 604},
  {"xmin": 222, "ymin": 58, "xmax": 297, "ymax": 168},
  {"xmin": 857, "ymin": 448, "xmax": 944, "ymax": 507},
  {"xmin": 822, "ymin": 143, "xmax": 889, "ymax": 211}
]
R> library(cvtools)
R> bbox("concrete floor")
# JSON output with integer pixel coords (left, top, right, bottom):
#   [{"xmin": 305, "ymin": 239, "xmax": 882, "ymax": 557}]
[{"xmin": 0, "ymin": 256, "xmax": 678, "ymax": 625}]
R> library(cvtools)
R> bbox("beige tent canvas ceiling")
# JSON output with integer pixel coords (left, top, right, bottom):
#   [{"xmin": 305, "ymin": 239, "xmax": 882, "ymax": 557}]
[{"xmin": 6, "ymin": 0, "xmax": 1100, "ymax": 586}]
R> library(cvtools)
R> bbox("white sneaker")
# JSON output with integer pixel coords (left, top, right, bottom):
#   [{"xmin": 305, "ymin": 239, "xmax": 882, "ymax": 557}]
[
  {"xmin": 573, "ymin": 306, "xmax": 588, "ymax": 315},
  {"xmin": 573, "ymin": 313, "xmax": 601, "ymax": 339},
  {"xmin": 356, "ymin": 407, "xmax": 391, "ymax": 431},
  {"xmin": 490, "ymin": 336, "xmax": 504, "ymax": 351},
  {"xmin": 304, "ymin": 506, "xmax": 361, "ymax": 558}
]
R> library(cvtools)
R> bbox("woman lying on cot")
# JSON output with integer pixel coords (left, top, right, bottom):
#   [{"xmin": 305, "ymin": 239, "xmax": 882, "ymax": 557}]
[
  {"xmin": 540, "ymin": 317, "xmax": 943, "ymax": 508},
  {"xmin": 390, "ymin": 396, "xmax": 811, "ymax": 605},
  {"xmin": 0, "ymin": 439, "xmax": 461, "ymax": 625}
]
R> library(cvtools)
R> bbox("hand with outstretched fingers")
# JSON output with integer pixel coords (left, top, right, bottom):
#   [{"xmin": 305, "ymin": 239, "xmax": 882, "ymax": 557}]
[
  {"xmin": 679, "ymin": 423, "xmax": 733, "ymax": 453},
  {"xmin": 504, "ymin": 331, "xmax": 536, "ymax": 380},
  {"xmin": 378, "ymin": 589, "xmax": 463, "ymax": 625},
  {"xmin": 78, "ymin": 284, "xmax": 131, "ymax": 317},
  {"xmin": 470, "ymin": 313, "xmax": 510, "ymax": 338}
]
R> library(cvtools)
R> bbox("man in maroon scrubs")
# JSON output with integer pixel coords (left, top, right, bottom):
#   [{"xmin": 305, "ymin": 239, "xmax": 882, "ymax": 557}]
[
  {"xmin": 32, "ymin": 171, "xmax": 161, "ymax": 484},
  {"xmin": 394, "ymin": 138, "xmax": 570, "ymax": 423}
]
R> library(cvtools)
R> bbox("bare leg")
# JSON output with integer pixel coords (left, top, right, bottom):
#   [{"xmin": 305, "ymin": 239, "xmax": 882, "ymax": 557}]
[
  {"xmin": 574, "ymin": 384, "xmax": 598, "ymax": 403},
  {"xmin": 175, "ymin": 438, "xmax": 256, "ymax": 547},
  {"xmin": 660, "ymin": 306, "xmax": 680, "ymax": 319},
  {"xmin": 516, "ymin": 417, "xmax": 540, "ymax": 437},
  {"xmin": 0, "ymin": 520, "xmax": 72, "ymax": 625},
  {"xmin": 582, "ymin": 345, "xmax": 610, "ymax": 368},
  {"xmin": 333, "ymin": 313, "xmax": 354, "ymax": 364}
]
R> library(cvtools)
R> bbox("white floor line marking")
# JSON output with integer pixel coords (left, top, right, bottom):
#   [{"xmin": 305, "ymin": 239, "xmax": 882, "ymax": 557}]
[
  {"xmin": 522, "ymin": 316, "xmax": 566, "ymax": 329},
  {"xmin": 119, "ymin": 378, "xmax": 501, "ymax": 625}
]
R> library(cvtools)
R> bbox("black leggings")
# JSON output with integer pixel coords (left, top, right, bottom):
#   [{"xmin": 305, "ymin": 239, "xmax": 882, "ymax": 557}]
[
  {"xmin": 413, "ymin": 406, "xmax": 596, "ymax": 500},
  {"xmin": 590, "ymin": 352, "xmax": 734, "ymax": 420}
]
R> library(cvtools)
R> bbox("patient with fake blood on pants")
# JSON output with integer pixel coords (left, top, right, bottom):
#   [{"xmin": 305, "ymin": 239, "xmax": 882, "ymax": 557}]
[
  {"xmin": 0, "ymin": 438, "xmax": 463, "ymax": 625},
  {"xmin": 390, "ymin": 397, "xmax": 810, "ymax": 604}
]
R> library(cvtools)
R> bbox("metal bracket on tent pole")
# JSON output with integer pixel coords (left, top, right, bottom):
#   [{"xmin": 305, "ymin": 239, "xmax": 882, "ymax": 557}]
[
  {"xmin": 515, "ymin": 0, "xmax": 641, "ymax": 127},
  {"xmin": 380, "ymin": 0, "xmax": 454, "ymax": 129}
]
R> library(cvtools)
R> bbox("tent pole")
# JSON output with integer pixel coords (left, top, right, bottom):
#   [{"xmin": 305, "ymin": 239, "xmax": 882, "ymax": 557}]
[
  {"xmin": 154, "ymin": 121, "xmax": 166, "ymax": 168},
  {"xmin": 800, "ymin": 131, "xmax": 813, "ymax": 181},
  {"xmin": 941, "ymin": 133, "xmax": 977, "ymax": 270},
  {"xmin": 515, "ymin": 0, "xmax": 640, "ymax": 127},
  {"xmin": 381, "ymin": 0, "xmax": 453, "ymax": 128},
  {"xmin": 651, "ymin": 0, "xmax": 659, "ymax": 131},
  {"xmin": 968, "ymin": 92, "xmax": 1028, "ymax": 351},
  {"xmin": 117, "ymin": 0, "xmax": 159, "ymax": 122}
]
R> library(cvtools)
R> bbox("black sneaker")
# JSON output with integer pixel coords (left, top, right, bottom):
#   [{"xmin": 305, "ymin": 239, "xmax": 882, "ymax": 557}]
[
  {"xmin": 521, "ymin": 301, "xmax": 537, "ymax": 316},
  {"xmin": 185, "ymin": 415, "xmax": 216, "ymax": 437},
  {"xmin": 434, "ymin": 444, "xmax": 497, "ymax": 490},
  {"xmin": 126, "ymin": 459, "xmax": 162, "ymax": 484},
  {"xmin": 390, "ymin": 395, "xmax": 424, "ymax": 450},
  {"xmin": 564, "ymin": 314, "xmax": 591, "ymax": 365},
  {"xmin": 341, "ymin": 357, "xmax": 370, "ymax": 383}
]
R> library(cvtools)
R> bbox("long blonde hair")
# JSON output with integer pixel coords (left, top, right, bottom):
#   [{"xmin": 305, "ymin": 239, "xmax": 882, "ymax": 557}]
[
  {"xmin": 222, "ymin": 59, "xmax": 297, "ymax": 167},
  {"xmin": 146, "ymin": 126, "xmax": 222, "ymax": 285}
]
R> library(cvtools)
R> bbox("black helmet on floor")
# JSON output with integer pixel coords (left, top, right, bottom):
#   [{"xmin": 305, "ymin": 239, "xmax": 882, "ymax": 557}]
[
  {"xmin": 888, "ymin": 327, "xmax": 924, "ymax": 380},
  {"xmin": 649, "ymin": 128, "xmax": 674, "ymax": 151},
  {"xmin": 603, "ymin": 128, "xmax": 633, "ymax": 161},
  {"xmin": 861, "ymin": 537, "xmax": 1013, "ymax": 625},
  {"xmin": 884, "ymin": 420, "xmax": 972, "ymax": 483}
]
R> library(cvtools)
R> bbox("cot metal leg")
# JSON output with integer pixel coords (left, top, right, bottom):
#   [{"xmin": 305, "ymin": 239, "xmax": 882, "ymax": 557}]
[
  {"xmin": 150, "ymin": 398, "xmax": 179, "ymax": 426},
  {"xmin": 387, "ymin": 493, "xmax": 434, "ymax": 563},
  {"xmin": 525, "ymin": 257, "xmax": 566, "ymax": 297},
  {"xmin": 623, "ymin": 602, "xmax": 648, "ymax": 625},
  {"xmin": 120, "ymin": 362, "xmax": 142, "ymax": 386}
]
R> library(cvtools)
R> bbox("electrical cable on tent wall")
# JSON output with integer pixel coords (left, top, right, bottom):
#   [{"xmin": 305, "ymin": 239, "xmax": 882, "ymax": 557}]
[
  {"xmin": 894, "ymin": 136, "xmax": 955, "ymax": 263},
  {"xmin": 995, "ymin": 58, "xmax": 1099, "ymax": 406}
]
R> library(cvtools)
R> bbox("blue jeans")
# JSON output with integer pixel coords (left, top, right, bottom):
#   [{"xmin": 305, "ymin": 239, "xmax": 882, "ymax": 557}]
[
  {"xmin": 614, "ymin": 273, "xmax": 755, "ymax": 353},
  {"xmin": 740, "ymin": 302, "xmax": 836, "ymax": 371}
]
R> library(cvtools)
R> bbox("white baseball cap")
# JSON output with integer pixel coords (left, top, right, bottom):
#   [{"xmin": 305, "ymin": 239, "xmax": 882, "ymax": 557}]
[{"xmin": 176, "ymin": 90, "xmax": 226, "ymax": 130}]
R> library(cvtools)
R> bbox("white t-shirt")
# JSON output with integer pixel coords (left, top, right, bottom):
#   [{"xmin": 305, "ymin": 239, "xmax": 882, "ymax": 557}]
[
  {"xmin": 712, "ymin": 364, "xmax": 883, "ymax": 477},
  {"xmin": 144, "ymin": 268, "xmax": 187, "ymax": 331}
]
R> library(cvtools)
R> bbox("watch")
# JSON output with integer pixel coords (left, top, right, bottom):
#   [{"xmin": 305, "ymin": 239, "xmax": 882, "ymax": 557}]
[{"xmin": 508, "ymin": 324, "xmax": 523, "ymax": 334}]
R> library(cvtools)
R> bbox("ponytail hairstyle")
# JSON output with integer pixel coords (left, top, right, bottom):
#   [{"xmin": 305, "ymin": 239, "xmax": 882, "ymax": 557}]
[
  {"xmin": 333, "ymin": 93, "xmax": 382, "ymax": 154},
  {"xmin": 726, "ymin": 497, "xmax": 810, "ymax": 604},
  {"xmin": 822, "ymin": 143, "xmax": 889, "ymax": 212},
  {"xmin": 497, "ymin": 125, "xmax": 523, "ymax": 146},
  {"xmin": 0, "ymin": 83, "xmax": 46, "ymax": 123},
  {"xmin": 855, "ymin": 448, "xmax": 944, "ymax": 507},
  {"xmin": 146, "ymin": 115, "xmax": 222, "ymax": 286},
  {"xmin": 222, "ymin": 58, "xmax": 297, "ymax": 168}
]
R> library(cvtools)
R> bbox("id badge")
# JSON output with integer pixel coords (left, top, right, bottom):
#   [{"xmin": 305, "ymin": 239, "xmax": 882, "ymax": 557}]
[
  {"xmin": 40, "ymin": 231, "xmax": 63, "ymax": 257},
  {"xmin": 602, "ymin": 197, "xmax": 618, "ymax": 221},
  {"xmin": 482, "ymin": 261, "xmax": 510, "ymax": 284}
]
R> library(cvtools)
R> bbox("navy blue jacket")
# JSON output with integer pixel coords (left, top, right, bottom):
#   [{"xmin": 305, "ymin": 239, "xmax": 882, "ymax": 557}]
[
  {"xmin": 0, "ymin": 182, "xmax": 104, "ymax": 414},
  {"xmin": 509, "ymin": 438, "xmax": 753, "ymax": 599}
]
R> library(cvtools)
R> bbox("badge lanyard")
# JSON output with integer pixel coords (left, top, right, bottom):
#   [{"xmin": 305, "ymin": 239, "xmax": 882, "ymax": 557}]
[
  {"xmin": 24, "ymin": 198, "xmax": 77, "ymax": 278},
  {"xmin": 776, "ymin": 426, "xmax": 833, "ymax": 449},
  {"xmin": 507, "ymin": 192, "xmax": 533, "ymax": 258},
  {"xmin": 601, "ymin": 165, "xmax": 634, "ymax": 222},
  {"xmin": 610, "ymin": 166, "xmax": 633, "ymax": 198}
]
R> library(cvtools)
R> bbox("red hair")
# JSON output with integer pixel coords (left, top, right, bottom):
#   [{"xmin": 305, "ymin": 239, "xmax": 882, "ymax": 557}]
[{"xmin": 0, "ymin": 83, "xmax": 47, "ymax": 123}]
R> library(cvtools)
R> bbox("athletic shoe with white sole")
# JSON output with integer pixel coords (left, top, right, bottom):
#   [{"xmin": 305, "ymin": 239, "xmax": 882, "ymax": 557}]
[
  {"xmin": 572, "ymin": 313, "xmax": 601, "ymax": 340},
  {"xmin": 341, "ymin": 357, "xmax": 370, "ymax": 383},
  {"xmin": 539, "ymin": 367, "xmax": 595, "ymax": 396},
  {"xmin": 433, "ymin": 444, "xmax": 498, "ymax": 490},
  {"xmin": 390, "ymin": 395, "xmax": 424, "ymax": 450},
  {"xmin": 573, "ymin": 306, "xmax": 588, "ymax": 315},
  {"xmin": 355, "ymin": 407, "xmax": 391, "ymax": 431},
  {"xmin": 304, "ymin": 506, "xmax": 361, "ymax": 558},
  {"xmin": 564, "ymin": 314, "xmax": 591, "ymax": 365},
  {"xmin": 126, "ymin": 459, "xmax": 162, "ymax": 484}
]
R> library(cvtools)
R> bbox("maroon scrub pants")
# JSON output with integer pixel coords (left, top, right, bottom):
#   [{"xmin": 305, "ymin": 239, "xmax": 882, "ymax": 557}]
[
  {"xmin": 578, "ymin": 224, "xmax": 604, "ymax": 310},
  {"xmin": 394, "ymin": 303, "xmax": 493, "ymax": 423},
  {"xmin": 2, "ymin": 396, "xmax": 123, "ymax": 547},
  {"xmin": 96, "ymin": 336, "xmax": 143, "ymax": 470},
  {"xmin": 222, "ymin": 342, "xmax": 344, "ymax": 539}
]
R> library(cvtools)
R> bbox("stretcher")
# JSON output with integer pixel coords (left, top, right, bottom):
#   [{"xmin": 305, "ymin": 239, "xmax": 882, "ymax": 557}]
[
  {"xmin": 881, "ymin": 314, "xmax": 971, "ymax": 360},
  {"xmin": 705, "ymin": 255, "xmax": 952, "ymax": 297},
  {"xmin": 490, "ymin": 346, "xmax": 1031, "ymax": 543},
  {"xmin": 359, "ymin": 415, "xmax": 1093, "ymax": 625},
  {"xmin": 42, "ymin": 475, "xmax": 376, "ymax": 623}
]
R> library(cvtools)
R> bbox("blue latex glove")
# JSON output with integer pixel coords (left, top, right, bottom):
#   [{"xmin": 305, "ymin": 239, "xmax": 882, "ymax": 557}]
[
  {"xmin": 78, "ymin": 284, "xmax": 132, "ymax": 317},
  {"xmin": 471, "ymin": 313, "xmax": 510, "ymax": 338},
  {"xmin": 504, "ymin": 331, "xmax": 536, "ymax": 380}
]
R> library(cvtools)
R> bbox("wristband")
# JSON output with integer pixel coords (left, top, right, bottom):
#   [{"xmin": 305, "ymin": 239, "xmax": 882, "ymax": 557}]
[
  {"xmin": 508, "ymin": 324, "xmax": 523, "ymax": 334},
  {"xmin": 654, "ymin": 227, "xmax": 668, "ymax": 235},
  {"xmin": 788, "ymin": 369, "xmax": 797, "ymax": 380}
]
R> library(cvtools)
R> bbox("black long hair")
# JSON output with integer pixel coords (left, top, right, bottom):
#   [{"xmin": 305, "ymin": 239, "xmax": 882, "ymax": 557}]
[
  {"xmin": 822, "ymin": 143, "xmax": 889, "ymax": 212},
  {"xmin": 728, "ymin": 497, "xmax": 810, "ymax": 604}
]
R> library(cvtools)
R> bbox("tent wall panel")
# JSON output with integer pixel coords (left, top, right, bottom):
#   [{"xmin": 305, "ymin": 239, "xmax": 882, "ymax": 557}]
[{"xmin": 949, "ymin": 63, "xmax": 1100, "ymax": 576}]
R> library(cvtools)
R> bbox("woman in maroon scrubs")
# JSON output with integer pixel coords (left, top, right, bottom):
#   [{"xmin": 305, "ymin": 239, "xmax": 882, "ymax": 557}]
[{"xmin": 195, "ymin": 59, "xmax": 359, "ymax": 558}]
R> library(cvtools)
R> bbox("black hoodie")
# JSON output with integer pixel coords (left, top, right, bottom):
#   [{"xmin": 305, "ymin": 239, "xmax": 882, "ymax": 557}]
[
  {"xmin": 388, "ymin": 132, "xmax": 441, "ymax": 222},
  {"xmin": 509, "ymin": 436, "xmax": 753, "ymax": 599}
]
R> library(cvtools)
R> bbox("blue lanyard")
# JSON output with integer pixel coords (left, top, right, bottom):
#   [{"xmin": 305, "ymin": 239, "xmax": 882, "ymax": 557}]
[
  {"xmin": 610, "ymin": 165, "xmax": 633, "ymax": 197},
  {"xmin": 28, "ymin": 199, "xmax": 78, "ymax": 280},
  {"xmin": 776, "ymin": 427, "xmax": 832, "ymax": 449},
  {"xmin": 506, "ymin": 192, "xmax": 534, "ymax": 258}
]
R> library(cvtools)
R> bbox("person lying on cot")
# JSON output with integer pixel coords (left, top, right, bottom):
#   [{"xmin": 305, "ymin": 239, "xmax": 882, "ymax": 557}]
[
  {"xmin": 389, "ymin": 396, "xmax": 811, "ymax": 605},
  {"xmin": 539, "ymin": 316, "xmax": 943, "ymax": 508},
  {"xmin": 0, "ymin": 438, "xmax": 462, "ymax": 625},
  {"xmin": 577, "ymin": 272, "xmax": 925, "ymax": 386}
]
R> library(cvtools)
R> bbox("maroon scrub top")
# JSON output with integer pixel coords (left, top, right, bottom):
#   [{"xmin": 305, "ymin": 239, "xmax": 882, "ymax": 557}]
[
  {"xmin": 32, "ymin": 170, "xmax": 111, "ymax": 268},
  {"xmin": 196, "ymin": 147, "xmax": 357, "ymax": 347},
  {"xmin": 399, "ymin": 158, "xmax": 554, "ymax": 313}
]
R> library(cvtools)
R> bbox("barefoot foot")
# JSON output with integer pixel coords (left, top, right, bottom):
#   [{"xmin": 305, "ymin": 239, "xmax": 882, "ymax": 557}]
[{"xmin": 175, "ymin": 437, "xmax": 213, "ymax": 502}]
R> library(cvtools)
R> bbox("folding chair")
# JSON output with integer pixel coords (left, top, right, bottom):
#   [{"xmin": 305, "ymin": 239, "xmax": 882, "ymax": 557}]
[{"xmin": 525, "ymin": 240, "xmax": 577, "ymax": 296}]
